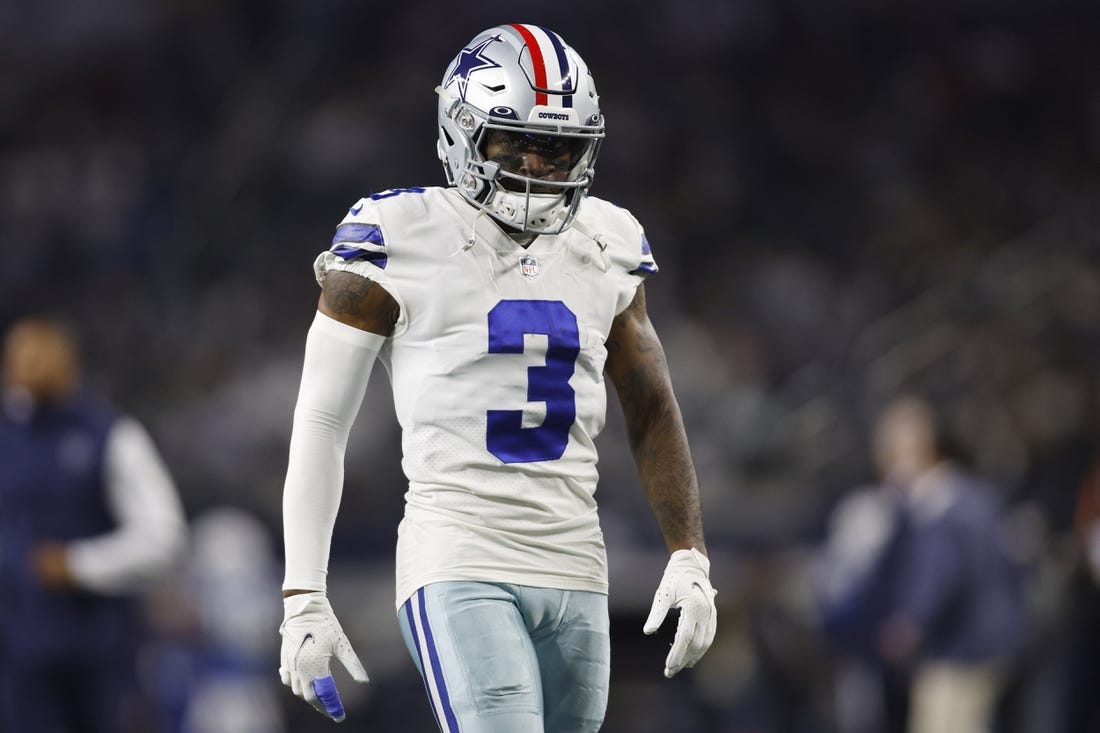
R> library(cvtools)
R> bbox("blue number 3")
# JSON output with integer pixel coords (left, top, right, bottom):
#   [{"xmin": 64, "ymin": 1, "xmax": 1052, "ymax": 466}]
[{"xmin": 486, "ymin": 300, "xmax": 580, "ymax": 463}]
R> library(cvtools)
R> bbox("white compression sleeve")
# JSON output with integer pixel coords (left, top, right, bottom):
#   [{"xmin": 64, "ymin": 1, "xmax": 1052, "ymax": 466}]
[{"xmin": 283, "ymin": 311, "xmax": 384, "ymax": 592}]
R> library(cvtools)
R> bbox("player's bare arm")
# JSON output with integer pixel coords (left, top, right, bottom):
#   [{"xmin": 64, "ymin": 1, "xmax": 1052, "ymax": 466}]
[
  {"xmin": 606, "ymin": 284, "xmax": 716, "ymax": 677},
  {"xmin": 605, "ymin": 284, "xmax": 706, "ymax": 555},
  {"xmin": 318, "ymin": 270, "xmax": 399, "ymax": 336}
]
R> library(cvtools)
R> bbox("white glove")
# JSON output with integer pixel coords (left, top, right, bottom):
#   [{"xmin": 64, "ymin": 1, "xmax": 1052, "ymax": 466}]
[
  {"xmin": 643, "ymin": 548, "xmax": 718, "ymax": 678},
  {"xmin": 279, "ymin": 592, "xmax": 369, "ymax": 722}
]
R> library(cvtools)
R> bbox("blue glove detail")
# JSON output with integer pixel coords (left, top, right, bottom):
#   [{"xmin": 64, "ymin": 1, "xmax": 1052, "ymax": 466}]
[{"xmin": 312, "ymin": 675, "xmax": 345, "ymax": 720}]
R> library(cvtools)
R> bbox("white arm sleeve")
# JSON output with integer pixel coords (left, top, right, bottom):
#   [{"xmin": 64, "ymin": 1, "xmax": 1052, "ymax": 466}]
[
  {"xmin": 282, "ymin": 311, "xmax": 384, "ymax": 592},
  {"xmin": 66, "ymin": 418, "xmax": 187, "ymax": 595}
]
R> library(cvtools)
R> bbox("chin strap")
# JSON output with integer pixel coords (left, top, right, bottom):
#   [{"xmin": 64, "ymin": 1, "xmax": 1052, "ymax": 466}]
[
  {"xmin": 449, "ymin": 208, "xmax": 487, "ymax": 257},
  {"xmin": 568, "ymin": 218, "xmax": 612, "ymax": 272},
  {"xmin": 446, "ymin": 207, "xmax": 506, "ymax": 298}
]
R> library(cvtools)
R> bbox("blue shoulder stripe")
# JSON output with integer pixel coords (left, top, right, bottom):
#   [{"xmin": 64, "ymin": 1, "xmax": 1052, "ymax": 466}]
[
  {"xmin": 330, "ymin": 244, "xmax": 388, "ymax": 269},
  {"xmin": 332, "ymin": 223, "xmax": 385, "ymax": 247}
]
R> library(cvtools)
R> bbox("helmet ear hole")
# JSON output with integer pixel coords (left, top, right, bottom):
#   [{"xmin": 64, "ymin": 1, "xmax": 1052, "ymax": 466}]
[{"xmin": 441, "ymin": 127, "xmax": 455, "ymax": 147}]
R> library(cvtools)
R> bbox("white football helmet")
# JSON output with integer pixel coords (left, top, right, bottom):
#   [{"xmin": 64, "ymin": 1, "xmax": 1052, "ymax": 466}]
[{"xmin": 437, "ymin": 24, "xmax": 604, "ymax": 234}]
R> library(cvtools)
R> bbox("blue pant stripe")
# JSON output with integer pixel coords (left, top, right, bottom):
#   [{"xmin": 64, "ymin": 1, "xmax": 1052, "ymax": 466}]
[
  {"xmin": 418, "ymin": 587, "xmax": 461, "ymax": 733},
  {"xmin": 404, "ymin": 598, "xmax": 444, "ymax": 732}
]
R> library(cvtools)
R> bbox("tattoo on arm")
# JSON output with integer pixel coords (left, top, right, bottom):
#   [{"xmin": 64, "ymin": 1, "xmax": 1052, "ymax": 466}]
[
  {"xmin": 320, "ymin": 271, "xmax": 376, "ymax": 320},
  {"xmin": 318, "ymin": 271, "xmax": 398, "ymax": 336},
  {"xmin": 606, "ymin": 287, "xmax": 707, "ymax": 554}
]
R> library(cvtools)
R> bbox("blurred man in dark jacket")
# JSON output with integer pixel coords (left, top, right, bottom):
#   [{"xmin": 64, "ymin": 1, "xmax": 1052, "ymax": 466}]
[
  {"xmin": 872, "ymin": 397, "xmax": 1026, "ymax": 733},
  {"xmin": 0, "ymin": 317, "xmax": 187, "ymax": 733},
  {"xmin": 818, "ymin": 396, "xmax": 1027, "ymax": 733}
]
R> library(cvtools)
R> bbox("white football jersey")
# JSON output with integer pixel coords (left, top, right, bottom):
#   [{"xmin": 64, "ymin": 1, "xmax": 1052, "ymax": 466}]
[{"xmin": 313, "ymin": 186, "xmax": 657, "ymax": 607}]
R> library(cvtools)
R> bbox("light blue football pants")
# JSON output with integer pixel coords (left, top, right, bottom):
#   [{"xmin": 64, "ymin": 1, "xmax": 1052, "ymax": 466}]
[{"xmin": 398, "ymin": 581, "xmax": 611, "ymax": 733}]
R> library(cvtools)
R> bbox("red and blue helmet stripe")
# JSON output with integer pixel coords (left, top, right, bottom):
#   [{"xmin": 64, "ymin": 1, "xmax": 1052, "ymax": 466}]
[{"xmin": 507, "ymin": 23, "xmax": 575, "ymax": 108}]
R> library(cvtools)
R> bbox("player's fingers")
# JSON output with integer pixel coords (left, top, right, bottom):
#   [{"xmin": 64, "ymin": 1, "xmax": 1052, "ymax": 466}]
[
  {"xmin": 684, "ymin": 585, "xmax": 717, "ymax": 666},
  {"xmin": 664, "ymin": 625, "xmax": 688, "ymax": 677},
  {"xmin": 312, "ymin": 677, "xmax": 344, "ymax": 721},
  {"xmin": 665, "ymin": 614, "xmax": 699, "ymax": 678},
  {"xmin": 681, "ymin": 617, "xmax": 709, "ymax": 670},
  {"xmin": 299, "ymin": 672, "xmax": 334, "ymax": 720},
  {"xmin": 279, "ymin": 666, "xmax": 291, "ymax": 688},
  {"xmin": 305, "ymin": 695, "xmax": 332, "ymax": 720},
  {"xmin": 302, "ymin": 671, "xmax": 319, "ymax": 701},
  {"xmin": 643, "ymin": 590, "xmax": 671, "ymax": 635},
  {"xmin": 312, "ymin": 675, "xmax": 346, "ymax": 722},
  {"xmin": 336, "ymin": 643, "xmax": 370, "ymax": 684}
]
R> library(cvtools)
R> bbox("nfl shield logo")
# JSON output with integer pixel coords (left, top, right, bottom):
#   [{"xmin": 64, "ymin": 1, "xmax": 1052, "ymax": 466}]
[{"xmin": 520, "ymin": 255, "xmax": 539, "ymax": 280}]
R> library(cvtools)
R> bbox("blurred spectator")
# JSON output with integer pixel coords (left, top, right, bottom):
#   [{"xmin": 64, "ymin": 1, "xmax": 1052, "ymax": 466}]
[
  {"xmin": 1057, "ymin": 458, "xmax": 1100, "ymax": 732},
  {"xmin": 817, "ymin": 396, "xmax": 1028, "ymax": 733},
  {"xmin": 816, "ymin": 477, "xmax": 910, "ymax": 733},
  {"xmin": 132, "ymin": 506, "xmax": 288, "ymax": 733},
  {"xmin": 181, "ymin": 507, "xmax": 285, "ymax": 733},
  {"xmin": 1072, "ymin": 454, "xmax": 1100, "ymax": 604},
  {"xmin": 872, "ymin": 397, "xmax": 1027, "ymax": 733},
  {"xmin": 0, "ymin": 317, "xmax": 187, "ymax": 733}
]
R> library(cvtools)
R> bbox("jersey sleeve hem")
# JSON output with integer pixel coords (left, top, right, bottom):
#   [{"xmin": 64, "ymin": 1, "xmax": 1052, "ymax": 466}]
[{"xmin": 313, "ymin": 252, "xmax": 410, "ymax": 338}]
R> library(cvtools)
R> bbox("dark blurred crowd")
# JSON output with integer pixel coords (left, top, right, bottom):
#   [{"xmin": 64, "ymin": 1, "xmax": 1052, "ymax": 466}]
[{"xmin": 1, "ymin": 0, "xmax": 1097, "ymax": 731}]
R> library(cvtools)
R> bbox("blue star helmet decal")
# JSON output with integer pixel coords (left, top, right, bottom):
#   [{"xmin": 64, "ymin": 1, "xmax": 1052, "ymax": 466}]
[{"xmin": 445, "ymin": 35, "xmax": 502, "ymax": 101}]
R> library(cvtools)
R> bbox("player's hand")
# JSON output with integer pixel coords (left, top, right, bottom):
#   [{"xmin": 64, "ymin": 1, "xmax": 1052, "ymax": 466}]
[
  {"xmin": 643, "ymin": 548, "xmax": 718, "ymax": 678},
  {"xmin": 279, "ymin": 592, "xmax": 369, "ymax": 722}
]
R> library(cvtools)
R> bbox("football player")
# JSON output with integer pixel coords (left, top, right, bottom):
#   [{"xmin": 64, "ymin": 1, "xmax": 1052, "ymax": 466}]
[{"xmin": 278, "ymin": 24, "xmax": 717, "ymax": 732}]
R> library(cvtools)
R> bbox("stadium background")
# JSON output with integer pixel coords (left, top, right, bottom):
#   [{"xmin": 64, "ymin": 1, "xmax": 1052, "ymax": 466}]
[{"xmin": 0, "ymin": 0, "xmax": 1097, "ymax": 730}]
